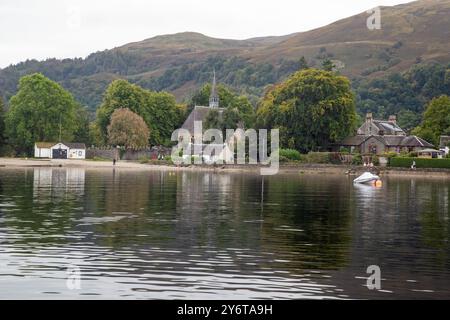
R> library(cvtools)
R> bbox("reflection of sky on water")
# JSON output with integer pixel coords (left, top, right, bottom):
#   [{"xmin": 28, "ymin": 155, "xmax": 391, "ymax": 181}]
[{"xmin": 0, "ymin": 168, "xmax": 449, "ymax": 299}]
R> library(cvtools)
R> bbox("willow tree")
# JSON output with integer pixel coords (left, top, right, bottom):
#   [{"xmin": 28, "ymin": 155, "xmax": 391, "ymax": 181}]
[{"xmin": 257, "ymin": 68, "xmax": 357, "ymax": 152}]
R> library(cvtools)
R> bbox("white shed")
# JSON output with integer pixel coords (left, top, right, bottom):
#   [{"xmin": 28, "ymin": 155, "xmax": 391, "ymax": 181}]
[
  {"xmin": 66, "ymin": 143, "xmax": 86, "ymax": 159},
  {"xmin": 51, "ymin": 142, "xmax": 70, "ymax": 159},
  {"xmin": 34, "ymin": 142, "xmax": 56, "ymax": 158}
]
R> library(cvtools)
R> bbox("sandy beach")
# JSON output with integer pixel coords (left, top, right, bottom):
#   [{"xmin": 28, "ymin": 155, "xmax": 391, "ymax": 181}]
[{"xmin": 1, "ymin": 157, "xmax": 450, "ymax": 178}]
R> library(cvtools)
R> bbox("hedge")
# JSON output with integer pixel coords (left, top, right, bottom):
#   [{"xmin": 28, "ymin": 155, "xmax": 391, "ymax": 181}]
[
  {"xmin": 389, "ymin": 157, "xmax": 450, "ymax": 169},
  {"xmin": 279, "ymin": 149, "xmax": 302, "ymax": 161}
]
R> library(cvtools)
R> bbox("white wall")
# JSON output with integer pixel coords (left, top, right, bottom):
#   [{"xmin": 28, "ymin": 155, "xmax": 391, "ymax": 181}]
[
  {"xmin": 51, "ymin": 143, "xmax": 69, "ymax": 151},
  {"xmin": 50, "ymin": 143, "xmax": 69, "ymax": 159},
  {"xmin": 68, "ymin": 148, "xmax": 86, "ymax": 159},
  {"xmin": 34, "ymin": 146, "xmax": 51, "ymax": 158},
  {"xmin": 34, "ymin": 143, "xmax": 86, "ymax": 159}
]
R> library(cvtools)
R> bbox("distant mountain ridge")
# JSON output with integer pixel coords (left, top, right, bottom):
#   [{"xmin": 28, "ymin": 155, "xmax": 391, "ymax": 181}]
[{"xmin": 0, "ymin": 0, "xmax": 449, "ymax": 111}]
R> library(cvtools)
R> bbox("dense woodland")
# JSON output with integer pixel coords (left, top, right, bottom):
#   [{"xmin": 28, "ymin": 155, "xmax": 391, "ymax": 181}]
[
  {"xmin": 1, "ymin": 51, "xmax": 448, "ymax": 123},
  {"xmin": 0, "ymin": 54, "xmax": 311, "ymax": 111}
]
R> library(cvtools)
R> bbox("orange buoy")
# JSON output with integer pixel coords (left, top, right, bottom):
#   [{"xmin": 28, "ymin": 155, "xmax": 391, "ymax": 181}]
[{"xmin": 374, "ymin": 180, "xmax": 383, "ymax": 188}]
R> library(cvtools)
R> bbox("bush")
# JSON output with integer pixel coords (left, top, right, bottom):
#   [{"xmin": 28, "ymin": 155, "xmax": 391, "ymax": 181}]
[
  {"xmin": 279, "ymin": 149, "xmax": 301, "ymax": 161},
  {"xmin": 390, "ymin": 157, "xmax": 450, "ymax": 169},
  {"xmin": 351, "ymin": 153, "xmax": 363, "ymax": 165},
  {"xmin": 383, "ymin": 152, "xmax": 397, "ymax": 159},
  {"xmin": 305, "ymin": 152, "xmax": 330, "ymax": 164},
  {"xmin": 372, "ymin": 155, "xmax": 379, "ymax": 166}
]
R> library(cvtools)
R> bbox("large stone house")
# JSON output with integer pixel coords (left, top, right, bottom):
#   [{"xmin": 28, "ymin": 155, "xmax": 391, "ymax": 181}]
[{"xmin": 337, "ymin": 113, "xmax": 434, "ymax": 155}]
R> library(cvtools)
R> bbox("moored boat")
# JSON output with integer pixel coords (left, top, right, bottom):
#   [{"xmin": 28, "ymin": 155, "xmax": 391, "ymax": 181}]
[{"xmin": 353, "ymin": 172, "xmax": 380, "ymax": 184}]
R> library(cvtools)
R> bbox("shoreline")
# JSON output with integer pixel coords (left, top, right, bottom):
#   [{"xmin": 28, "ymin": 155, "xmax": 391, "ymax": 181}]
[{"xmin": 1, "ymin": 157, "xmax": 450, "ymax": 178}]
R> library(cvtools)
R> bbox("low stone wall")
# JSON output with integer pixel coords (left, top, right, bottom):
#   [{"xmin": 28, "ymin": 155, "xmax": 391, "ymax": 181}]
[
  {"xmin": 86, "ymin": 147, "xmax": 172, "ymax": 161},
  {"xmin": 86, "ymin": 148, "xmax": 119, "ymax": 160},
  {"xmin": 121, "ymin": 147, "xmax": 172, "ymax": 161},
  {"xmin": 122, "ymin": 149, "xmax": 155, "ymax": 161}
]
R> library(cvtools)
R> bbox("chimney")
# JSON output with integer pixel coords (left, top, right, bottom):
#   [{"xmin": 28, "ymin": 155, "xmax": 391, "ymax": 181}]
[
  {"xmin": 366, "ymin": 113, "xmax": 373, "ymax": 123},
  {"xmin": 388, "ymin": 115, "xmax": 397, "ymax": 124}
]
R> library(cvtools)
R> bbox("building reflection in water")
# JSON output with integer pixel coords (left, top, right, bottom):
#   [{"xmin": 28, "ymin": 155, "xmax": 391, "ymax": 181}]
[{"xmin": 33, "ymin": 168, "xmax": 85, "ymax": 202}]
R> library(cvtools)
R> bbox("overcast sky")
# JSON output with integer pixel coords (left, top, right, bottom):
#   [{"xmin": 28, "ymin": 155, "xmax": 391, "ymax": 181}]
[{"xmin": 0, "ymin": 0, "xmax": 414, "ymax": 68}]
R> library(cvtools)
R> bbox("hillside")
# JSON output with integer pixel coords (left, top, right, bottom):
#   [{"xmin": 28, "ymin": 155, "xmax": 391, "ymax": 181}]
[{"xmin": 0, "ymin": 0, "xmax": 449, "ymax": 111}]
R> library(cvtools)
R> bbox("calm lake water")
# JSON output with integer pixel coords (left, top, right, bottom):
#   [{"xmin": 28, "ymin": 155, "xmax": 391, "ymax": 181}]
[{"xmin": 0, "ymin": 167, "xmax": 449, "ymax": 299}]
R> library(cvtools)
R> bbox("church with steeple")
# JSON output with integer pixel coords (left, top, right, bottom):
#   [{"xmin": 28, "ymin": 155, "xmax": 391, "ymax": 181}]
[{"xmin": 180, "ymin": 70, "xmax": 223, "ymax": 136}]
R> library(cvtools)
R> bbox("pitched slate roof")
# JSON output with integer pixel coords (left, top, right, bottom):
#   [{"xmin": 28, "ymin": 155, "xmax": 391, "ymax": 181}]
[
  {"xmin": 35, "ymin": 142, "xmax": 56, "ymax": 148},
  {"xmin": 339, "ymin": 135, "xmax": 434, "ymax": 148},
  {"xmin": 381, "ymin": 135, "xmax": 405, "ymax": 146},
  {"xmin": 399, "ymin": 136, "xmax": 434, "ymax": 148},
  {"xmin": 339, "ymin": 135, "xmax": 367, "ymax": 146},
  {"xmin": 180, "ymin": 106, "xmax": 223, "ymax": 135},
  {"xmin": 372, "ymin": 120, "xmax": 404, "ymax": 135},
  {"xmin": 64, "ymin": 142, "xmax": 86, "ymax": 149}
]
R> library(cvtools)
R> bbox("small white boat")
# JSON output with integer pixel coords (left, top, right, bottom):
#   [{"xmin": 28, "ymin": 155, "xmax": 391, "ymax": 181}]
[{"xmin": 353, "ymin": 172, "xmax": 380, "ymax": 184}]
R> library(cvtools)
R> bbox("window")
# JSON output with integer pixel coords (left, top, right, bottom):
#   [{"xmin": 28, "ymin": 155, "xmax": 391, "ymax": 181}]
[{"xmin": 370, "ymin": 145, "xmax": 377, "ymax": 154}]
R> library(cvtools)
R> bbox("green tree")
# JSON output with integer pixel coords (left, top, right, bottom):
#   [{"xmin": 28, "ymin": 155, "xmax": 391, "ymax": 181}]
[
  {"xmin": 5, "ymin": 73, "xmax": 79, "ymax": 155},
  {"xmin": 397, "ymin": 109, "xmax": 421, "ymax": 132},
  {"xmin": 412, "ymin": 95, "xmax": 450, "ymax": 145},
  {"xmin": 96, "ymin": 79, "xmax": 147, "ymax": 139},
  {"xmin": 189, "ymin": 84, "xmax": 238, "ymax": 111},
  {"xmin": 322, "ymin": 58, "xmax": 335, "ymax": 72},
  {"xmin": 107, "ymin": 108, "xmax": 150, "ymax": 149},
  {"xmin": 298, "ymin": 56, "xmax": 309, "ymax": 70},
  {"xmin": 145, "ymin": 91, "xmax": 183, "ymax": 145},
  {"xmin": 88, "ymin": 122, "xmax": 104, "ymax": 147},
  {"xmin": 204, "ymin": 109, "xmax": 222, "ymax": 130},
  {"xmin": 257, "ymin": 68, "xmax": 357, "ymax": 152},
  {"xmin": 97, "ymin": 79, "xmax": 182, "ymax": 146},
  {"xmin": 193, "ymin": 83, "xmax": 255, "ymax": 131},
  {"xmin": 73, "ymin": 107, "xmax": 92, "ymax": 145},
  {"xmin": 0, "ymin": 97, "xmax": 5, "ymax": 149},
  {"xmin": 222, "ymin": 96, "xmax": 255, "ymax": 129}
]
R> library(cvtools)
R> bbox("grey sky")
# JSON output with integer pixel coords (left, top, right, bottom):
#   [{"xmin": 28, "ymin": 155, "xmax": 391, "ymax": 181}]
[{"xmin": 0, "ymin": 0, "xmax": 414, "ymax": 68}]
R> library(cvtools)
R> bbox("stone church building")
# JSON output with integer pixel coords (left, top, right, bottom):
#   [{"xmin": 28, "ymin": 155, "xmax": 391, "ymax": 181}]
[{"xmin": 181, "ymin": 70, "xmax": 223, "ymax": 136}]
